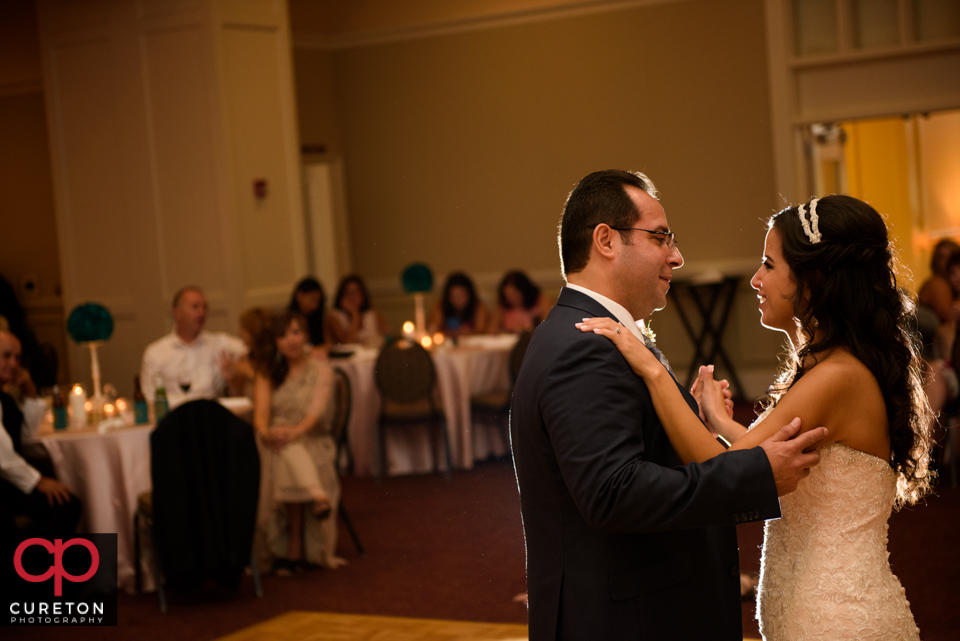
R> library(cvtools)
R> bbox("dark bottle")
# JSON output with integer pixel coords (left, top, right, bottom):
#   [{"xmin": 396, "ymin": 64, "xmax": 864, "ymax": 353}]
[
  {"xmin": 153, "ymin": 373, "xmax": 169, "ymax": 422},
  {"xmin": 133, "ymin": 375, "xmax": 149, "ymax": 425},
  {"xmin": 52, "ymin": 385, "xmax": 67, "ymax": 431}
]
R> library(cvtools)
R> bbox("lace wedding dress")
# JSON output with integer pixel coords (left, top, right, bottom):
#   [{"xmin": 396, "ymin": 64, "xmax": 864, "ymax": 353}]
[{"xmin": 756, "ymin": 443, "xmax": 921, "ymax": 640}]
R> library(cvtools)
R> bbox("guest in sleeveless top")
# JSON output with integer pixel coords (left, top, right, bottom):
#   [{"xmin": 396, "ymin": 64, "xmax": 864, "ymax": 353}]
[
  {"xmin": 428, "ymin": 272, "xmax": 489, "ymax": 336},
  {"xmin": 288, "ymin": 277, "xmax": 333, "ymax": 358},
  {"xmin": 251, "ymin": 311, "xmax": 344, "ymax": 574},
  {"xmin": 580, "ymin": 195, "xmax": 934, "ymax": 640},
  {"xmin": 328, "ymin": 275, "xmax": 389, "ymax": 347},
  {"xmin": 487, "ymin": 271, "xmax": 545, "ymax": 334},
  {"xmin": 917, "ymin": 239, "xmax": 960, "ymax": 328}
]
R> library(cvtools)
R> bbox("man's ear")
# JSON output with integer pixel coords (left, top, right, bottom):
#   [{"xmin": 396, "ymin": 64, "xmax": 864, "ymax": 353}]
[{"xmin": 592, "ymin": 224, "xmax": 618, "ymax": 260}]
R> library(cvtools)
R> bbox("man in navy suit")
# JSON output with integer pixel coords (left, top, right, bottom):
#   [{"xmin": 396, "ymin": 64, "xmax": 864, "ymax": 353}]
[{"xmin": 511, "ymin": 170, "xmax": 824, "ymax": 640}]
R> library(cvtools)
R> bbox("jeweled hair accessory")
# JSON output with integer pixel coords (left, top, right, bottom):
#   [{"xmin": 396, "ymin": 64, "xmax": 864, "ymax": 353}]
[{"xmin": 797, "ymin": 198, "xmax": 822, "ymax": 244}]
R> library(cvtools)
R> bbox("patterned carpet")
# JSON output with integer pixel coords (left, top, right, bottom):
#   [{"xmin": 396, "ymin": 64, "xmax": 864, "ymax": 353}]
[{"xmin": 6, "ymin": 455, "xmax": 959, "ymax": 640}]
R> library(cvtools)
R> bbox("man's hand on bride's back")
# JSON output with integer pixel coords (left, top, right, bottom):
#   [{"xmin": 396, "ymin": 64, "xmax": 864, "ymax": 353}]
[{"xmin": 759, "ymin": 418, "xmax": 828, "ymax": 496}]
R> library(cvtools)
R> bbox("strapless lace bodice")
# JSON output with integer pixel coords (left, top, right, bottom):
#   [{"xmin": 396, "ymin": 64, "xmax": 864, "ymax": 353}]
[{"xmin": 757, "ymin": 443, "xmax": 920, "ymax": 640}]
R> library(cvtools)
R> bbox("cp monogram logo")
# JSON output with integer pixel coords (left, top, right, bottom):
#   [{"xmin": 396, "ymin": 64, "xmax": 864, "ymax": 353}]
[{"xmin": 14, "ymin": 538, "xmax": 100, "ymax": 596}]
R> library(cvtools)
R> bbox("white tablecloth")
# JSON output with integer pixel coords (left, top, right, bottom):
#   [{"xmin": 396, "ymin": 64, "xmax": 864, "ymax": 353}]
[
  {"xmin": 334, "ymin": 335, "xmax": 516, "ymax": 476},
  {"xmin": 30, "ymin": 423, "xmax": 153, "ymax": 594}
]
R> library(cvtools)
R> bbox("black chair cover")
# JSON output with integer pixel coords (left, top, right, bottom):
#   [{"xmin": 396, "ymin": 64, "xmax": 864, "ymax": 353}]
[{"xmin": 150, "ymin": 400, "xmax": 259, "ymax": 592}]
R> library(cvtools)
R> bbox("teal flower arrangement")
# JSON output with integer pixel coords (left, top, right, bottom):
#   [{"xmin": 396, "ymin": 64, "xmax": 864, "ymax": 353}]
[
  {"xmin": 401, "ymin": 263, "xmax": 433, "ymax": 293},
  {"xmin": 67, "ymin": 303, "xmax": 114, "ymax": 344}
]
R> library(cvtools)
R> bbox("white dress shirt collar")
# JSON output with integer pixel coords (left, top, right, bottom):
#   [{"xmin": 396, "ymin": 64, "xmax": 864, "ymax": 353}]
[
  {"xmin": 171, "ymin": 328, "xmax": 207, "ymax": 348},
  {"xmin": 565, "ymin": 284, "xmax": 646, "ymax": 341}
]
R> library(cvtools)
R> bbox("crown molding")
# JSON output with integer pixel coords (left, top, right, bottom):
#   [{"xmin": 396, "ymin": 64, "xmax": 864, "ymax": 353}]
[{"xmin": 292, "ymin": 0, "xmax": 690, "ymax": 51}]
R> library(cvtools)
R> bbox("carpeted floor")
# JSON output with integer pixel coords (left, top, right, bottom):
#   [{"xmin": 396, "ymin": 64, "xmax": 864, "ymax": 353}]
[{"xmin": 6, "ymin": 458, "xmax": 959, "ymax": 640}]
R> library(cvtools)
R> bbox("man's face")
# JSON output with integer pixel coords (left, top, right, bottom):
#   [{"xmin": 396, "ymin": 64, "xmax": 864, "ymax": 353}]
[
  {"xmin": 613, "ymin": 185, "xmax": 683, "ymax": 319},
  {"xmin": 173, "ymin": 290, "xmax": 208, "ymax": 336},
  {"xmin": 0, "ymin": 332, "xmax": 23, "ymax": 385}
]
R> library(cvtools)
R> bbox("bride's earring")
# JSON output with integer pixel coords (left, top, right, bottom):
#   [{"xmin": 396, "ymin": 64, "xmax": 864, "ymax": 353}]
[{"xmin": 810, "ymin": 316, "xmax": 819, "ymax": 328}]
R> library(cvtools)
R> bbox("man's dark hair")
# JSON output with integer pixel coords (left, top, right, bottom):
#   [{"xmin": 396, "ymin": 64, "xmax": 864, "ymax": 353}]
[
  {"xmin": 558, "ymin": 170, "xmax": 658, "ymax": 278},
  {"xmin": 172, "ymin": 286, "xmax": 204, "ymax": 309}
]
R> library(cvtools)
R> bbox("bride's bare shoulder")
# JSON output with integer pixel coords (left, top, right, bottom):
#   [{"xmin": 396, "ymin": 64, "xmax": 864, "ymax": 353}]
[{"xmin": 796, "ymin": 349, "xmax": 889, "ymax": 453}]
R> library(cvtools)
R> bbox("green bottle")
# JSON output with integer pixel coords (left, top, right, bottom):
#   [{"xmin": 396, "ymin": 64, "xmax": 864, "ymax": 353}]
[
  {"xmin": 133, "ymin": 375, "xmax": 149, "ymax": 425},
  {"xmin": 153, "ymin": 373, "xmax": 169, "ymax": 422},
  {"xmin": 52, "ymin": 385, "xmax": 68, "ymax": 431}
]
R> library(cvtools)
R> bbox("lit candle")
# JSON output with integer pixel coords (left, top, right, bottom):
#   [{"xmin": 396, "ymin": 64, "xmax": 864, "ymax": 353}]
[
  {"xmin": 70, "ymin": 385, "xmax": 87, "ymax": 427},
  {"xmin": 433, "ymin": 332, "xmax": 445, "ymax": 346},
  {"xmin": 103, "ymin": 403, "xmax": 116, "ymax": 418},
  {"xmin": 84, "ymin": 400, "xmax": 94, "ymax": 425},
  {"xmin": 402, "ymin": 321, "xmax": 415, "ymax": 335},
  {"xmin": 420, "ymin": 335, "xmax": 433, "ymax": 349}
]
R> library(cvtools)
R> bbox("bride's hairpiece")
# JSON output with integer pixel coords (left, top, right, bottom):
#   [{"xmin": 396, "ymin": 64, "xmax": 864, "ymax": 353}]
[{"xmin": 797, "ymin": 198, "xmax": 822, "ymax": 244}]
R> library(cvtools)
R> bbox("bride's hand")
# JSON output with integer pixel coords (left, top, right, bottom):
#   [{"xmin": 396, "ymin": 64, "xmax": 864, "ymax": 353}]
[
  {"xmin": 691, "ymin": 366, "xmax": 735, "ymax": 423},
  {"xmin": 576, "ymin": 317, "xmax": 662, "ymax": 378},
  {"xmin": 694, "ymin": 365, "xmax": 729, "ymax": 424}
]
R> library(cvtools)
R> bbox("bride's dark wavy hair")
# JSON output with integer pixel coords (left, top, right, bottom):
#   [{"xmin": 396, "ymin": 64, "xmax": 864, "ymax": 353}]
[{"xmin": 765, "ymin": 194, "xmax": 934, "ymax": 507}]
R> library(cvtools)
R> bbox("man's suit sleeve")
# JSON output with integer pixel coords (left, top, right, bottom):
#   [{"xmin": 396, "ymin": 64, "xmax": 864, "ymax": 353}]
[{"xmin": 539, "ymin": 335, "xmax": 780, "ymax": 533}]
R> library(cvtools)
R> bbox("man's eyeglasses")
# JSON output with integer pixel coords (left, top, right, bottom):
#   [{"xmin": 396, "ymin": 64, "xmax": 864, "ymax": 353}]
[{"xmin": 608, "ymin": 226, "xmax": 678, "ymax": 250}]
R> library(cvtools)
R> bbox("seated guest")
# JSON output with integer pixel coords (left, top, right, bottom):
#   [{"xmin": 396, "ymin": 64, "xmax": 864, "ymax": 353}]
[
  {"xmin": 0, "ymin": 275, "xmax": 55, "ymax": 389},
  {"xmin": 251, "ymin": 311, "xmax": 343, "ymax": 574},
  {"xmin": 328, "ymin": 275, "xmax": 389, "ymax": 347},
  {"xmin": 289, "ymin": 277, "xmax": 332, "ymax": 357},
  {"xmin": 428, "ymin": 272, "xmax": 489, "ymax": 336},
  {"xmin": 225, "ymin": 308, "xmax": 274, "ymax": 398},
  {"xmin": 487, "ymin": 270, "xmax": 545, "ymax": 334},
  {"xmin": 918, "ymin": 239, "xmax": 960, "ymax": 326},
  {"xmin": 0, "ymin": 330, "xmax": 81, "ymax": 547},
  {"xmin": 140, "ymin": 286, "xmax": 246, "ymax": 408},
  {"xmin": 917, "ymin": 242, "xmax": 960, "ymax": 455}
]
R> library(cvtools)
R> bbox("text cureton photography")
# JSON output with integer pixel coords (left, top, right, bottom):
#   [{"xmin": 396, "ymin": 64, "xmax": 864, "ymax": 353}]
[{"xmin": 2, "ymin": 534, "xmax": 117, "ymax": 627}]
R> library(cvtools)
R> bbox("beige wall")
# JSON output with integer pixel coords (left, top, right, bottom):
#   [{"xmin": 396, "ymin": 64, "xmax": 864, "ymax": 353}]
[
  {"xmin": 0, "ymin": 2, "xmax": 68, "ymax": 383},
  {"xmin": 294, "ymin": 0, "xmax": 787, "ymax": 396},
  {"xmin": 34, "ymin": 0, "xmax": 306, "ymax": 397},
  {"xmin": 0, "ymin": 91, "xmax": 60, "ymax": 304}
]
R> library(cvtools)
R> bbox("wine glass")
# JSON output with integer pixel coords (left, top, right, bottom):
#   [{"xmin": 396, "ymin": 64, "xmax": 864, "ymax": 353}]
[{"xmin": 178, "ymin": 370, "xmax": 192, "ymax": 395}]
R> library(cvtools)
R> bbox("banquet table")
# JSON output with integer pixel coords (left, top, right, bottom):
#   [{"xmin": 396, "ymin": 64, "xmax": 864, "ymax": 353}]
[
  {"xmin": 334, "ymin": 334, "xmax": 517, "ymax": 477},
  {"xmin": 26, "ymin": 421, "xmax": 153, "ymax": 594},
  {"xmin": 24, "ymin": 397, "xmax": 253, "ymax": 594}
]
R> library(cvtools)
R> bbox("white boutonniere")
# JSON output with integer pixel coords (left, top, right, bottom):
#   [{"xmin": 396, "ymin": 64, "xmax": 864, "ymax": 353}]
[{"xmin": 638, "ymin": 319, "xmax": 656, "ymax": 343}]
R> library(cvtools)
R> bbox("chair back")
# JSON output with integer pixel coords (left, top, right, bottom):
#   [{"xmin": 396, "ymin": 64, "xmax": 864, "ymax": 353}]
[
  {"xmin": 331, "ymin": 368, "xmax": 352, "ymax": 473},
  {"xmin": 509, "ymin": 331, "xmax": 534, "ymax": 386},
  {"xmin": 150, "ymin": 399, "xmax": 260, "ymax": 592},
  {"xmin": 375, "ymin": 339, "xmax": 437, "ymax": 404}
]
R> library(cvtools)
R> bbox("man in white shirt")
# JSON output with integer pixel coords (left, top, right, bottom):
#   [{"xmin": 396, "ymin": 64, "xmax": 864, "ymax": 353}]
[
  {"xmin": 0, "ymin": 330, "xmax": 81, "ymax": 547},
  {"xmin": 140, "ymin": 286, "xmax": 246, "ymax": 409}
]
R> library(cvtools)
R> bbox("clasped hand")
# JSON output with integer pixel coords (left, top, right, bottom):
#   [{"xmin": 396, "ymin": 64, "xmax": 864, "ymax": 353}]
[{"xmin": 260, "ymin": 425, "xmax": 301, "ymax": 451}]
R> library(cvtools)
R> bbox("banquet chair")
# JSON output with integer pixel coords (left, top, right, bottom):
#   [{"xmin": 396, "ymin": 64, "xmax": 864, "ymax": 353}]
[
  {"xmin": 469, "ymin": 331, "xmax": 534, "ymax": 459},
  {"xmin": 374, "ymin": 339, "xmax": 453, "ymax": 483},
  {"xmin": 133, "ymin": 400, "xmax": 262, "ymax": 612},
  {"xmin": 331, "ymin": 368, "xmax": 365, "ymax": 555}
]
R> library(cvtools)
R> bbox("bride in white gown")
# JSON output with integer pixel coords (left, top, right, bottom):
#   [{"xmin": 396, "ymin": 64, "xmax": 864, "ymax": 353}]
[{"xmin": 578, "ymin": 194, "xmax": 935, "ymax": 640}]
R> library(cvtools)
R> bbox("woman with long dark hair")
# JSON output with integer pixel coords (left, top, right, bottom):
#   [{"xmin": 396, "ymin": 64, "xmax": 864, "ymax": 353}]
[
  {"xmin": 428, "ymin": 272, "xmax": 489, "ymax": 336},
  {"xmin": 251, "ymin": 310, "xmax": 343, "ymax": 574},
  {"xmin": 488, "ymin": 270, "xmax": 545, "ymax": 334},
  {"xmin": 328, "ymin": 275, "xmax": 389, "ymax": 346},
  {"xmin": 579, "ymin": 195, "xmax": 932, "ymax": 639},
  {"xmin": 288, "ymin": 277, "xmax": 331, "ymax": 355}
]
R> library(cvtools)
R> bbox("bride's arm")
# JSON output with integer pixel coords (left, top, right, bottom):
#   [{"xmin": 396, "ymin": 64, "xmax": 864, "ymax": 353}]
[{"xmin": 576, "ymin": 318, "xmax": 729, "ymax": 464}]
